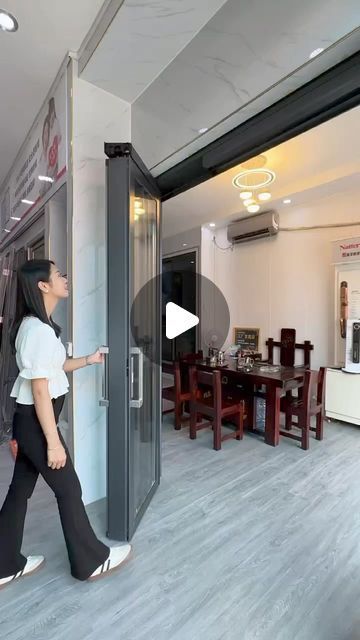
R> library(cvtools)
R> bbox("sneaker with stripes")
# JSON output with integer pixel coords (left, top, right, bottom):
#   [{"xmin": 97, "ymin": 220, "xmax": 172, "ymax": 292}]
[
  {"xmin": 87, "ymin": 544, "xmax": 132, "ymax": 581},
  {"xmin": 0, "ymin": 556, "xmax": 45, "ymax": 589}
]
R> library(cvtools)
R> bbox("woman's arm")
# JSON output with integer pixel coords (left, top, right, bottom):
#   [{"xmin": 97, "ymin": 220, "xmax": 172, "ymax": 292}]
[
  {"xmin": 63, "ymin": 349, "xmax": 104, "ymax": 373},
  {"xmin": 63, "ymin": 356, "xmax": 88, "ymax": 373}
]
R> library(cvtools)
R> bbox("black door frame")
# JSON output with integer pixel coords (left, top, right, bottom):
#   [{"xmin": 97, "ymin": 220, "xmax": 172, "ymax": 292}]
[
  {"xmin": 105, "ymin": 52, "xmax": 359, "ymax": 540},
  {"xmin": 106, "ymin": 143, "xmax": 161, "ymax": 541}
]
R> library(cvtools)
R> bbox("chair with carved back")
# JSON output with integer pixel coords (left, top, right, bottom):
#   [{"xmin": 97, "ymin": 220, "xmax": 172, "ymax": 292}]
[
  {"xmin": 280, "ymin": 367, "xmax": 326, "ymax": 450},
  {"xmin": 189, "ymin": 366, "xmax": 246, "ymax": 450},
  {"xmin": 266, "ymin": 328, "xmax": 313, "ymax": 368}
]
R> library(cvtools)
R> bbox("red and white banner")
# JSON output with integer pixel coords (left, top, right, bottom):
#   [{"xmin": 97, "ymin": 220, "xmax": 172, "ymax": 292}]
[
  {"xmin": 332, "ymin": 237, "xmax": 360, "ymax": 264},
  {"xmin": 0, "ymin": 71, "xmax": 67, "ymax": 241}
]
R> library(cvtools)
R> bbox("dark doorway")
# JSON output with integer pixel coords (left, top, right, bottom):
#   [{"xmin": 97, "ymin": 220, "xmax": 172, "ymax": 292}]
[{"xmin": 162, "ymin": 251, "xmax": 198, "ymax": 361}]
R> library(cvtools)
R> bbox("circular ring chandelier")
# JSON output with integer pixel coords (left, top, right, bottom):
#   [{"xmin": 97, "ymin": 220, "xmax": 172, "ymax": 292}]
[{"xmin": 232, "ymin": 169, "xmax": 276, "ymax": 191}]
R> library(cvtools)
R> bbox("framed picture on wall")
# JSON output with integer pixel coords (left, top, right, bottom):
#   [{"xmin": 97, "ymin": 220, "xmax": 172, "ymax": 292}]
[{"xmin": 234, "ymin": 327, "xmax": 260, "ymax": 352}]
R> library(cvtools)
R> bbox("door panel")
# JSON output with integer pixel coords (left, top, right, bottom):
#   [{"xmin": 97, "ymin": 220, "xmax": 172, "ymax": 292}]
[
  {"xmin": 106, "ymin": 144, "xmax": 161, "ymax": 541},
  {"xmin": 130, "ymin": 179, "xmax": 159, "ymax": 522}
]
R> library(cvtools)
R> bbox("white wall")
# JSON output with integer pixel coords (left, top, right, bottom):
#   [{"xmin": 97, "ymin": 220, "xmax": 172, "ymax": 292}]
[
  {"xmin": 201, "ymin": 189, "xmax": 360, "ymax": 369},
  {"xmin": 162, "ymin": 226, "xmax": 201, "ymax": 257},
  {"xmin": 72, "ymin": 69, "xmax": 131, "ymax": 505}
]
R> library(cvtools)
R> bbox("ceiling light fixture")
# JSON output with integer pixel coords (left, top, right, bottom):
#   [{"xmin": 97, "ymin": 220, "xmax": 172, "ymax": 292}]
[
  {"xmin": 10, "ymin": 216, "xmax": 21, "ymax": 221},
  {"xmin": 239, "ymin": 191, "xmax": 253, "ymax": 200},
  {"xmin": 247, "ymin": 204, "xmax": 260, "ymax": 214},
  {"xmin": 0, "ymin": 9, "xmax": 18, "ymax": 32},
  {"xmin": 38, "ymin": 175, "xmax": 54, "ymax": 183},
  {"xmin": 209, "ymin": 223, "xmax": 216, "ymax": 228},
  {"xmin": 258, "ymin": 192, "xmax": 271, "ymax": 201},
  {"xmin": 233, "ymin": 169, "xmax": 276, "ymax": 191},
  {"xmin": 283, "ymin": 198, "xmax": 291, "ymax": 204},
  {"xmin": 182, "ymin": 243, "xmax": 188, "ymax": 247},
  {"xmin": 21, "ymin": 199, "xmax": 34, "ymax": 205},
  {"xmin": 198, "ymin": 127, "xmax": 208, "ymax": 134},
  {"xmin": 243, "ymin": 198, "xmax": 255, "ymax": 207},
  {"xmin": 309, "ymin": 47, "xmax": 324, "ymax": 59},
  {"xmin": 3, "ymin": 229, "xmax": 10, "ymax": 233}
]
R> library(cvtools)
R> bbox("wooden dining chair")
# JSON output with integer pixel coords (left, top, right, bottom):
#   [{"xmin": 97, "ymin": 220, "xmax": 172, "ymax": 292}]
[
  {"xmin": 189, "ymin": 366, "xmax": 246, "ymax": 450},
  {"xmin": 266, "ymin": 328, "xmax": 314, "ymax": 367},
  {"xmin": 280, "ymin": 367, "xmax": 326, "ymax": 450},
  {"xmin": 162, "ymin": 360, "xmax": 191, "ymax": 430},
  {"xmin": 162, "ymin": 351, "xmax": 204, "ymax": 429}
]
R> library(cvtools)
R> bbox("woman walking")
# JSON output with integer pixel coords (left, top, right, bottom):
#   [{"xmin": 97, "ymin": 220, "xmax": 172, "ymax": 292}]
[{"xmin": 0, "ymin": 259, "xmax": 131, "ymax": 588}]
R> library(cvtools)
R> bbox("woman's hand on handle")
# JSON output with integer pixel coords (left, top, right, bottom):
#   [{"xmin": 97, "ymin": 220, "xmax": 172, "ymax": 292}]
[
  {"xmin": 63, "ymin": 349, "xmax": 105, "ymax": 372},
  {"xmin": 86, "ymin": 349, "xmax": 105, "ymax": 366},
  {"xmin": 47, "ymin": 443, "xmax": 67, "ymax": 470}
]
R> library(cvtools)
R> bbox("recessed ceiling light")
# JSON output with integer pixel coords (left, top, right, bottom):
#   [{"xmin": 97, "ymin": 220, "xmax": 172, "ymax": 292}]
[
  {"xmin": 309, "ymin": 48, "xmax": 324, "ymax": 59},
  {"xmin": 10, "ymin": 216, "xmax": 21, "ymax": 221},
  {"xmin": 0, "ymin": 9, "xmax": 18, "ymax": 32},
  {"xmin": 198, "ymin": 127, "xmax": 208, "ymax": 134},
  {"xmin": 258, "ymin": 192, "xmax": 271, "ymax": 201},
  {"xmin": 240, "ymin": 191, "xmax": 253, "ymax": 200},
  {"xmin": 209, "ymin": 223, "xmax": 216, "ymax": 228},
  {"xmin": 247, "ymin": 204, "xmax": 260, "ymax": 214},
  {"xmin": 182, "ymin": 243, "xmax": 188, "ymax": 247},
  {"xmin": 21, "ymin": 199, "xmax": 34, "ymax": 205},
  {"xmin": 38, "ymin": 175, "xmax": 54, "ymax": 183},
  {"xmin": 283, "ymin": 198, "xmax": 291, "ymax": 204},
  {"xmin": 243, "ymin": 198, "xmax": 255, "ymax": 207},
  {"xmin": 3, "ymin": 228, "xmax": 10, "ymax": 233}
]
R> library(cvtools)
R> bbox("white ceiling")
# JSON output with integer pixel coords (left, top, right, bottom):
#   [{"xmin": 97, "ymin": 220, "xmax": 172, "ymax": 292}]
[
  {"xmin": 162, "ymin": 105, "xmax": 360, "ymax": 238},
  {"xmin": 2, "ymin": 0, "xmax": 359, "ymax": 195},
  {"xmin": 81, "ymin": 0, "xmax": 360, "ymax": 175},
  {"xmin": 0, "ymin": 0, "xmax": 105, "ymax": 186},
  {"xmin": 80, "ymin": 0, "xmax": 229, "ymax": 101},
  {"xmin": 132, "ymin": 0, "xmax": 360, "ymax": 174}
]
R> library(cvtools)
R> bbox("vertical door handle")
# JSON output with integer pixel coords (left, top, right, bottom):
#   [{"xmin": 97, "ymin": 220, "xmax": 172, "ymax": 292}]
[
  {"xmin": 130, "ymin": 347, "xmax": 143, "ymax": 408},
  {"xmin": 99, "ymin": 345, "xmax": 109, "ymax": 407}
]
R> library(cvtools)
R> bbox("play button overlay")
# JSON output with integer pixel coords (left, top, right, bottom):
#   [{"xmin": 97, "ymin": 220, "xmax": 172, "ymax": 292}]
[
  {"xmin": 166, "ymin": 302, "xmax": 199, "ymax": 339},
  {"xmin": 130, "ymin": 270, "xmax": 230, "ymax": 366}
]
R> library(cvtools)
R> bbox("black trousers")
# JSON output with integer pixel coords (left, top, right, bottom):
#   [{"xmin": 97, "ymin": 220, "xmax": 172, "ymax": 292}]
[{"xmin": 0, "ymin": 395, "xmax": 110, "ymax": 581}]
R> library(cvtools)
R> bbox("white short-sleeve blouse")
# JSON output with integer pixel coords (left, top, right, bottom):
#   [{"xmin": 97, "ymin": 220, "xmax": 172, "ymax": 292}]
[{"xmin": 10, "ymin": 316, "xmax": 69, "ymax": 405}]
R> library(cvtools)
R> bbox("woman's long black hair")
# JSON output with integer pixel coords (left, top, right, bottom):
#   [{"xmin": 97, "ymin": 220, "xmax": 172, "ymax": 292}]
[{"xmin": 10, "ymin": 259, "xmax": 61, "ymax": 351}]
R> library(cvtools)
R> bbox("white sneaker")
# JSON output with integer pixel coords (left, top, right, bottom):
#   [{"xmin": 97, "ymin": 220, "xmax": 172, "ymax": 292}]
[
  {"xmin": 87, "ymin": 544, "xmax": 132, "ymax": 582},
  {"xmin": 0, "ymin": 555, "xmax": 45, "ymax": 589}
]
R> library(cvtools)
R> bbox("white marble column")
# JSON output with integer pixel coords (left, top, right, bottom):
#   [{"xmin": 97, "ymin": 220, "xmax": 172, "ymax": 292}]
[{"xmin": 72, "ymin": 67, "xmax": 131, "ymax": 505}]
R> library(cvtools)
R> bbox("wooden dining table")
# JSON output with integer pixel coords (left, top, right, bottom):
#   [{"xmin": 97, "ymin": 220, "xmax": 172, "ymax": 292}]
[{"xmin": 190, "ymin": 357, "xmax": 307, "ymax": 447}]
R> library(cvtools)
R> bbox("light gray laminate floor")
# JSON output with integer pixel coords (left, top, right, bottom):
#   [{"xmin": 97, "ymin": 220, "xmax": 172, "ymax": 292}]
[{"xmin": 1, "ymin": 417, "xmax": 360, "ymax": 640}]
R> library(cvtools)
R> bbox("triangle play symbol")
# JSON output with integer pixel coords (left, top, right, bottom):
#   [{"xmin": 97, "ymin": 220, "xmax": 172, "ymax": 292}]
[{"xmin": 166, "ymin": 302, "xmax": 199, "ymax": 339}]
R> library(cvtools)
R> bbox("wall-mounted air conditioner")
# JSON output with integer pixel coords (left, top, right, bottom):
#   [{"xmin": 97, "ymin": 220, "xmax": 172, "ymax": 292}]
[{"xmin": 227, "ymin": 210, "xmax": 279, "ymax": 244}]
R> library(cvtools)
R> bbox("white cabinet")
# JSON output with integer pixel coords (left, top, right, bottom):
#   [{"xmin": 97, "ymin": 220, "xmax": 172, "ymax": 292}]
[{"xmin": 326, "ymin": 368, "xmax": 360, "ymax": 425}]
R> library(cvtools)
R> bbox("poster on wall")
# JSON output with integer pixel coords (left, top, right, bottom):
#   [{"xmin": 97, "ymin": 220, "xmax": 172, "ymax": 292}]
[
  {"xmin": 234, "ymin": 327, "xmax": 260, "ymax": 352},
  {"xmin": 0, "ymin": 71, "xmax": 66, "ymax": 241}
]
